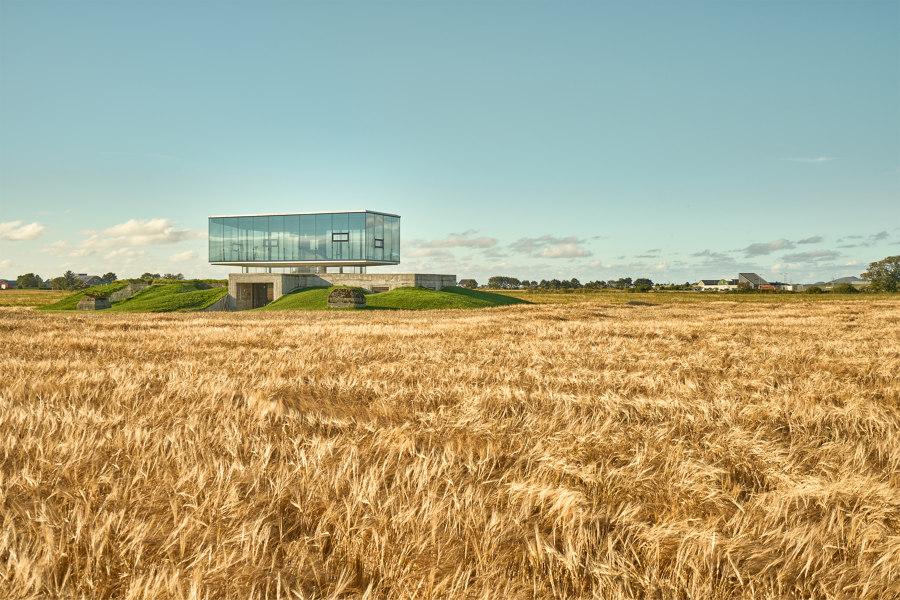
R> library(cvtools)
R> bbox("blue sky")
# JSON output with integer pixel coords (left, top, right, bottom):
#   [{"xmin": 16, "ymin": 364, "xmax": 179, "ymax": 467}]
[{"xmin": 1, "ymin": 0, "xmax": 898, "ymax": 284}]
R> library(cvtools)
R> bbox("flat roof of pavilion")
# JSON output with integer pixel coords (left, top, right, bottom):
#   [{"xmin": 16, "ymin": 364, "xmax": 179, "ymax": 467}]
[{"xmin": 208, "ymin": 209, "xmax": 400, "ymax": 219}]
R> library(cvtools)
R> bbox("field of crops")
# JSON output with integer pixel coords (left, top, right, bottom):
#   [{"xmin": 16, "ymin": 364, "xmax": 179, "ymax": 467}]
[
  {"xmin": 1, "ymin": 300, "xmax": 899, "ymax": 599},
  {"xmin": 0, "ymin": 289, "xmax": 70, "ymax": 307}
]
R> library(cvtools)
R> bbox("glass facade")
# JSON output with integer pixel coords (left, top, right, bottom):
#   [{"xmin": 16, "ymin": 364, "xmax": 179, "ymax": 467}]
[{"xmin": 208, "ymin": 211, "xmax": 400, "ymax": 264}]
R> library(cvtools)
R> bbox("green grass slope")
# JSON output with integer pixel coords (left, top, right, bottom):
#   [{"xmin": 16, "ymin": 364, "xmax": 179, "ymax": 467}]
[
  {"xmin": 367, "ymin": 286, "xmax": 528, "ymax": 310},
  {"xmin": 108, "ymin": 283, "xmax": 227, "ymax": 313},
  {"xmin": 256, "ymin": 287, "xmax": 333, "ymax": 311},
  {"xmin": 260, "ymin": 285, "xmax": 529, "ymax": 311},
  {"xmin": 37, "ymin": 283, "xmax": 129, "ymax": 311}
]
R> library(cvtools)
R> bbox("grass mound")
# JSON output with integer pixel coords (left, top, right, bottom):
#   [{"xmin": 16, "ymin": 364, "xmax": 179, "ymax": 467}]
[
  {"xmin": 108, "ymin": 283, "xmax": 227, "ymax": 313},
  {"xmin": 260, "ymin": 285, "xmax": 529, "ymax": 311},
  {"xmin": 37, "ymin": 283, "xmax": 128, "ymax": 311},
  {"xmin": 256, "ymin": 287, "xmax": 334, "ymax": 311},
  {"xmin": 367, "ymin": 286, "xmax": 528, "ymax": 310}
]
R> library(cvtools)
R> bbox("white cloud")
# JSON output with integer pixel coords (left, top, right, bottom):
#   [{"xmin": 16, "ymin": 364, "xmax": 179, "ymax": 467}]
[
  {"xmin": 42, "ymin": 218, "xmax": 201, "ymax": 259},
  {"xmin": 169, "ymin": 250, "xmax": 197, "ymax": 263},
  {"xmin": 0, "ymin": 258, "xmax": 12, "ymax": 269},
  {"xmin": 538, "ymin": 243, "xmax": 592, "ymax": 259},
  {"xmin": 784, "ymin": 157, "xmax": 836, "ymax": 163},
  {"xmin": 744, "ymin": 238, "xmax": 795, "ymax": 256},
  {"xmin": 79, "ymin": 218, "xmax": 199, "ymax": 248},
  {"xmin": 0, "ymin": 221, "xmax": 46, "ymax": 241}
]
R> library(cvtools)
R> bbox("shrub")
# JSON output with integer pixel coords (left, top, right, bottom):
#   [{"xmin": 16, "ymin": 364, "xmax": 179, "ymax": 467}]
[
  {"xmin": 804, "ymin": 286, "xmax": 824, "ymax": 294},
  {"xmin": 833, "ymin": 283, "xmax": 860, "ymax": 294}
]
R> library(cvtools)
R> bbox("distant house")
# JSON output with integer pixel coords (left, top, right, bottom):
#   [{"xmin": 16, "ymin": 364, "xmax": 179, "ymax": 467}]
[
  {"xmin": 697, "ymin": 278, "xmax": 738, "ymax": 291},
  {"xmin": 74, "ymin": 274, "xmax": 104, "ymax": 286},
  {"xmin": 738, "ymin": 273, "xmax": 769, "ymax": 289},
  {"xmin": 827, "ymin": 276, "xmax": 869, "ymax": 287},
  {"xmin": 0, "ymin": 280, "xmax": 17, "ymax": 290}
]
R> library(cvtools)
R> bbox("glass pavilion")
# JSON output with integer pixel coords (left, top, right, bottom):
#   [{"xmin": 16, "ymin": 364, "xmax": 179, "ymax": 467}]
[{"xmin": 208, "ymin": 210, "xmax": 400, "ymax": 268}]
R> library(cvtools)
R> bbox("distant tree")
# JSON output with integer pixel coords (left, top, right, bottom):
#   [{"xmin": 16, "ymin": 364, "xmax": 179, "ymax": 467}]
[
  {"xmin": 162, "ymin": 273, "xmax": 184, "ymax": 280},
  {"xmin": 548, "ymin": 279, "xmax": 561, "ymax": 290},
  {"xmin": 16, "ymin": 273, "xmax": 43, "ymax": 288},
  {"xmin": 612, "ymin": 277, "xmax": 632, "ymax": 289},
  {"xmin": 458, "ymin": 279, "xmax": 478, "ymax": 289},
  {"xmin": 140, "ymin": 272, "xmax": 162, "ymax": 281},
  {"xmin": 50, "ymin": 271, "xmax": 83, "ymax": 291},
  {"xmin": 634, "ymin": 278, "xmax": 653, "ymax": 287},
  {"xmin": 833, "ymin": 283, "xmax": 860, "ymax": 294},
  {"xmin": 804, "ymin": 285, "xmax": 824, "ymax": 294},
  {"xmin": 101, "ymin": 272, "xmax": 117, "ymax": 283},
  {"xmin": 569, "ymin": 278, "xmax": 582, "ymax": 289},
  {"xmin": 487, "ymin": 276, "xmax": 521, "ymax": 289},
  {"xmin": 862, "ymin": 256, "xmax": 900, "ymax": 292}
]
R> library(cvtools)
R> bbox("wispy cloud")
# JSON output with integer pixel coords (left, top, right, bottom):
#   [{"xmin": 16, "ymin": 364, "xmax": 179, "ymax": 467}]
[
  {"xmin": 0, "ymin": 221, "xmax": 46, "ymax": 241},
  {"xmin": 744, "ymin": 238, "xmax": 795, "ymax": 256},
  {"xmin": 0, "ymin": 258, "xmax": 12, "ymax": 270},
  {"xmin": 797, "ymin": 236, "xmax": 823, "ymax": 244},
  {"xmin": 405, "ymin": 248, "xmax": 456, "ymax": 260},
  {"xmin": 511, "ymin": 235, "xmax": 592, "ymax": 259},
  {"xmin": 418, "ymin": 230, "xmax": 497, "ymax": 249},
  {"xmin": 783, "ymin": 156, "xmax": 837, "ymax": 163},
  {"xmin": 169, "ymin": 250, "xmax": 197, "ymax": 263},
  {"xmin": 781, "ymin": 250, "xmax": 839, "ymax": 262},
  {"xmin": 538, "ymin": 243, "xmax": 592, "ymax": 259}
]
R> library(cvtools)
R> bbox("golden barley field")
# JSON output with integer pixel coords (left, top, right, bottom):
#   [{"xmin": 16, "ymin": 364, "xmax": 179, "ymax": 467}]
[{"xmin": 2, "ymin": 300, "xmax": 899, "ymax": 599}]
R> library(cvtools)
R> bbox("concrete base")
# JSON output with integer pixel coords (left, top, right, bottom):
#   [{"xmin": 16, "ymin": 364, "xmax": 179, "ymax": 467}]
[{"xmin": 226, "ymin": 272, "xmax": 457, "ymax": 310}]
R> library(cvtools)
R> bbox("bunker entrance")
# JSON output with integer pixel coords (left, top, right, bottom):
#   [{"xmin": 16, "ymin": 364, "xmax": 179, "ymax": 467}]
[{"xmin": 251, "ymin": 283, "xmax": 274, "ymax": 308}]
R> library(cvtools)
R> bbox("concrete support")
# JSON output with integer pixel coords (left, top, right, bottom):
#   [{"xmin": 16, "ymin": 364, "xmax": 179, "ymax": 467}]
[{"xmin": 224, "ymin": 272, "xmax": 457, "ymax": 311}]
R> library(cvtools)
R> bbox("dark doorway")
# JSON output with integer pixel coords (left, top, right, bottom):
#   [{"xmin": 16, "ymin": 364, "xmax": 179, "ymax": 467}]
[{"xmin": 252, "ymin": 283, "xmax": 273, "ymax": 308}]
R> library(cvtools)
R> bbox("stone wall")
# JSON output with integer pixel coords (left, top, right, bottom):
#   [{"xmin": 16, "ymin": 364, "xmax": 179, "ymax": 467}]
[{"xmin": 107, "ymin": 282, "xmax": 149, "ymax": 303}]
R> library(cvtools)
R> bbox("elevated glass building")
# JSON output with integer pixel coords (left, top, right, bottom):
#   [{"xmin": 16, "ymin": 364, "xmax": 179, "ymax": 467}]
[{"xmin": 208, "ymin": 210, "xmax": 400, "ymax": 268}]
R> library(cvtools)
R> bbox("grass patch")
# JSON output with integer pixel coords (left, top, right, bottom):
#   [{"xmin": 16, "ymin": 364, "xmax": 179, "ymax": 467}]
[
  {"xmin": 256, "ymin": 286, "xmax": 334, "ymax": 311},
  {"xmin": 37, "ymin": 283, "xmax": 129, "ymax": 311},
  {"xmin": 259, "ymin": 286, "xmax": 529, "ymax": 311},
  {"xmin": 367, "ymin": 286, "xmax": 528, "ymax": 310},
  {"xmin": 108, "ymin": 283, "xmax": 227, "ymax": 313}
]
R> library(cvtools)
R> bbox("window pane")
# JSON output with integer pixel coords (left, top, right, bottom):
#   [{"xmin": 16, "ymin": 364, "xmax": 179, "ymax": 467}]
[
  {"xmin": 285, "ymin": 215, "xmax": 299, "ymax": 261},
  {"xmin": 316, "ymin": 213, "xmax": 331, "ymax": 260},
  {"xmin": 268, "ymin": 215, "xmax": 283, "ymax": 261},
  {"xmin": 239, "ymin": 217, "xmax": 253, "ymax": 261},
  {"xmin": 349, "ymin": 212, "xmax": 365, "ymax": 260},
  {"xmin": 224, "ymin": 218, "xmax": 239, "ymax": 261},
  {"xmin": 365, "ymin": 213, "xmax": 375, "ymax": 261},
  {"xmin": 391, "ymin": 216, "xmax": 400, "ymax": 262},
  {"xmin": 383, "ymin": 216, "xmax": 392, "ymax": 261},
  {"xmin": 374, "ymin": 214, "xmax": 384, "ymax": 260},
  {"xmin": 299, "ymin": 215, "xmax": 316, "ymax": 260},
  {"xmin": 253, "ymin": 216, "xmax": 268, "ymax": 261}
]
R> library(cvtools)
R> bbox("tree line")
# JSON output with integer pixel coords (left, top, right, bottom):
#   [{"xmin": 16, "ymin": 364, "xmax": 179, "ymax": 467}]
[
  {"xmin": 461, "ymin": 255, "xmax": 900, "ymax": 294},
  {"xmin": 13, "ymin": 271, "xmax": 186, "ymax": 290},
  {"xmin": 467, "ymin": 276, "xmax": 692, "ymax": 291}
]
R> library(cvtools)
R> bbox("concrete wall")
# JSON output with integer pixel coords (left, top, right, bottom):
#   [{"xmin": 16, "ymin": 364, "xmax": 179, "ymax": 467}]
[
  {"xmin": 223, "ymin": 272, "xmax": 458, "ymax": 310},
  {"xmin": 107, "ymin": 282, "xmax": 149, "ymax": 303}
]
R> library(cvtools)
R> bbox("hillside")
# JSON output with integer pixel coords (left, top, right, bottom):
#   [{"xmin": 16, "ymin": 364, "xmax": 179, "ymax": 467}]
[
  {"xmin": 258, "ymin": 285, "xmax": 529, "ymax": 311},
  {"xmin": 108, "ymin": 283, "xmax": 227, "ymax": 312}
]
